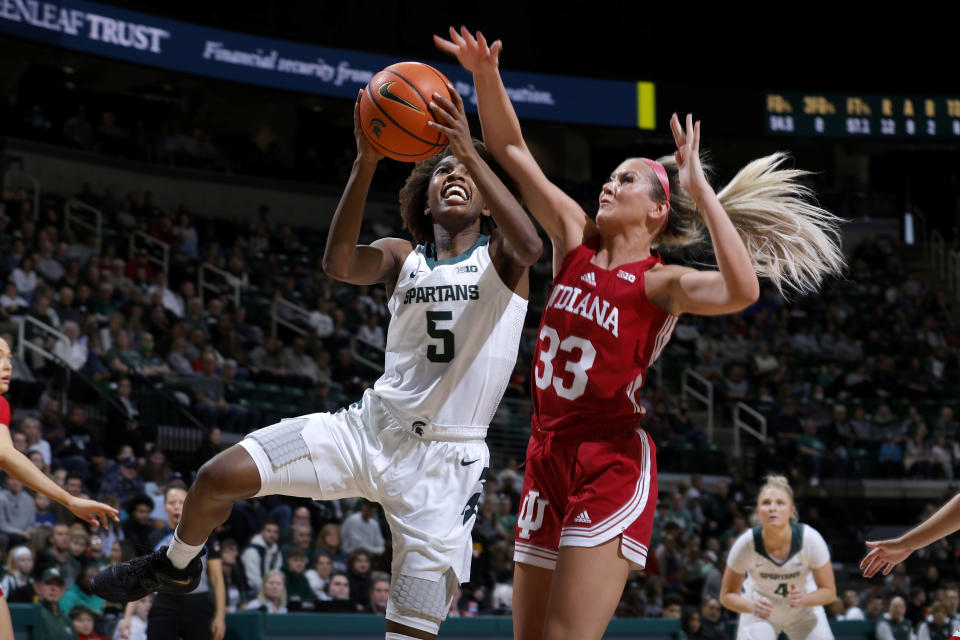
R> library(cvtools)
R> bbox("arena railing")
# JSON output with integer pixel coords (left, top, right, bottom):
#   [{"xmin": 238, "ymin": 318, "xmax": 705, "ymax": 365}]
[
  {"xmin": 681, "ymin": 368, "xmax": 714, "ymax": 441},
  {"xmin": 271, "ymin": 296, "xmax": 311, "ymax": 338},
  {"xmin": 129, "ymin": 230, "xmax": 170, "ymax": 285},
  {"xmin": 2, "ymin": 167, "xmax": 40, "ymax": 219},
  {"xmin": 351, "ymin": 336, "xmax": 385, "ymax": 375},
  {"xmin": 198, "ymin": 262, "xmax": 243, "ymax": 308},
  {"xmin": 929, "ymin": 228, "xmax": 945, "ymax": 279},
  {"xmin": 732, "ymin": 401, "xmax": 767, "ymax": 459},
  {"xmin": 64, "ymin": 198, "xmax": 102, "ymax": 256}
]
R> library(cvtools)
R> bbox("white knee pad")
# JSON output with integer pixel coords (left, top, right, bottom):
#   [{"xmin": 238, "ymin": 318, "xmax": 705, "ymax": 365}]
[{"xmin": 386, "ymin": 568, "xmax": 459, "ymax": 635}]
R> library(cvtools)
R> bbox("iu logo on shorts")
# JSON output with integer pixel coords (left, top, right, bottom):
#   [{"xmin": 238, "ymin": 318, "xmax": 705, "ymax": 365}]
[{"xmin": 517, "ymin": 490, "xmax": 548, "ymax": 539}]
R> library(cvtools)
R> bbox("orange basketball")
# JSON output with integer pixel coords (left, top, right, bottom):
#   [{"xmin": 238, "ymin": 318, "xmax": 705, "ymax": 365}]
[{"xmin": 359, "ymin": 61, "xmax": 452, "ymax": 162}]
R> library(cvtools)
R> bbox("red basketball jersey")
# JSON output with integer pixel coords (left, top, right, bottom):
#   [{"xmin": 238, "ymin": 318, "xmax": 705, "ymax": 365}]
[
  {"xmin": 0, "ymin": 395, "xmax": 9, "ymax": 430},
  {"xmin": 532, "ymin": 237, "xmax": 677, "ymax": 433}
]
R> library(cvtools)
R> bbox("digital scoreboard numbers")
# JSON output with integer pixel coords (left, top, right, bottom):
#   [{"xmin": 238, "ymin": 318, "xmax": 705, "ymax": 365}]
[{"xmin": 765, "ymin": 92, "xmax": 960, "ymax": 140}]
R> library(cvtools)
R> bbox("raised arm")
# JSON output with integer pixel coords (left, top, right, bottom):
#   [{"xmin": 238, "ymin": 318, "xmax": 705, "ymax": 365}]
[
  {"xmin": 861, "ymin": 492, "xmax": 960, "ymax": 577},
  {"xmin": 322, "ymin": 91, "xmax": 412, "ymax": 291},
  {"xmin": 426, "ymin": 86, "xmax": 542, "ymax": 291},
  {"xmin": 652, "ymin": 114, "xmax": 760, "ymax": 316},
  {"xmin": 0, "ymin": 425, "xmax": 117, "ymax": 528},
  {"xmin": 435, "ymin": 27, "xmax": 594, "ymax": 264}
]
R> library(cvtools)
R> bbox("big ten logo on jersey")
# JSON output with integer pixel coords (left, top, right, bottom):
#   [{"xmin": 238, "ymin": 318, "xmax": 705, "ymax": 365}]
[
  {"xmin": 617, "ymin": 269, "xmax": 636, "ymax": 283},
  {"xmin": 455, "ymin": 265, "xmax": 478, "ymax": 273},
  {"xmin": 517, "ymin": 490, "xmax": 549, "ymax": 539}
]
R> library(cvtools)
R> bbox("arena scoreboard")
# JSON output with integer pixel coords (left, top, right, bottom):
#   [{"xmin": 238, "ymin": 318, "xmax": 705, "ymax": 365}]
[{"xmin": 764, "ymin": 92, "xmax": 960, "ymax": 140}]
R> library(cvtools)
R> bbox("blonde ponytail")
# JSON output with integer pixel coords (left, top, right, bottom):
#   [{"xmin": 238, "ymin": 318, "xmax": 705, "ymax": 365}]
[{"xmin": 654, "ymin": 152, "xmax": 845, "ymax": 295}]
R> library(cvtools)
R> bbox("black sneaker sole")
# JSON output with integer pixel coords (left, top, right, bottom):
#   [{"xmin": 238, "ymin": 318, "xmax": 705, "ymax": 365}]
[{"xmin": 91, "ymin": 551, "xmax": 202, "ymax": 602}]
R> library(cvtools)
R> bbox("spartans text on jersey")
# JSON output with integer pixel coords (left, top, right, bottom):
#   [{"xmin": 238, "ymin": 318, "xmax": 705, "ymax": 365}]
[
  {"xmin": 546, "ymin": 284, "xmax": 620, "ymax": 338},
  {"xmin": 403, "ymin": 285, "xmax": 479, "ymax": 305}
]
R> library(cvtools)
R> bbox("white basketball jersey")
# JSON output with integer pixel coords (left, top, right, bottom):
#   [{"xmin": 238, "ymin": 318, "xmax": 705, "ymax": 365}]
[
  {"xmin": 373, "ymin": 236, "xmax": 527, "ymax": 429},
  {"xmin": 727, "ymin": 523, "xmax": 830, "ymax": 607}
]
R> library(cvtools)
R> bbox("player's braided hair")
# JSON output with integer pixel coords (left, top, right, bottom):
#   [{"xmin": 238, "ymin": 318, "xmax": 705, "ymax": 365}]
[
  {"xmin": 398, "ymin": 139, "xmax": 520, "ymax": 246},
  {"xmin": 649, "ymin": 152, "xmax": 845, "ymax": 296}
]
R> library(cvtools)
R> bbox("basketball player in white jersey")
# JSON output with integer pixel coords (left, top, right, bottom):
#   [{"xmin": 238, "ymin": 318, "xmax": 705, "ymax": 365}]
[
  {"xmin": 721, "ymin": 475, "xmax": 837, "ymax": 640},
  {"xmin": 91, "ymin": 85, "xmax": 542, "ymax": 640}
]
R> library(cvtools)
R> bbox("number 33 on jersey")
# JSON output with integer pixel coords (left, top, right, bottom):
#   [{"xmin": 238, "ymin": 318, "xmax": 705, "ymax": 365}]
[{"xmin": 533, "ymin": 238, "xmax": 677, "ymax": 433}]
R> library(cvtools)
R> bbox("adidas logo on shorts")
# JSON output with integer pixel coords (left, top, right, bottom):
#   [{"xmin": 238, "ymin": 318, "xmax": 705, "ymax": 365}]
[
  {"xmin": 573, "ymin": 510, "xmax": 592, "ymax": 524},
  {"xmin": 580, "ymin": 272, "xmax": 596, "ymax": 286}
]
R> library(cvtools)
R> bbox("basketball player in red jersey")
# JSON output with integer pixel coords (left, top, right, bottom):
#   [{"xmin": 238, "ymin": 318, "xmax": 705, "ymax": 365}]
[
  {"xmin": 437, "ymin": 28, "xmax": 845, "ymax": 640},
  {"xmin": 0, "ymin": 338, "xmax": 119, "ymax": 634}
]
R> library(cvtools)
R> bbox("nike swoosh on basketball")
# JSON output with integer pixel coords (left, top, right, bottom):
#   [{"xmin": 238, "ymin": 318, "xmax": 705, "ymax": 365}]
[
  {"xmin": 378, "ymin": 81, "xmax": 425, "ymax": 114},
  {"xmin": 169, "ymin": 577, "xmax": 193, "ymax": 586},
  {"xmin": 460, "ymin": 459, "xmax": 480, "ymax": 466}
]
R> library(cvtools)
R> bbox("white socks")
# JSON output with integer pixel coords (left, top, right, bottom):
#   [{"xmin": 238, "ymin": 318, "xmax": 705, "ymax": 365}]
[
  {"xmin": 165, "ymin": 529, "xmax": 205, "ymax": 569},
  {"xmin": 385, "ymin": 633, "xmax": 423, "ymax": 640}
]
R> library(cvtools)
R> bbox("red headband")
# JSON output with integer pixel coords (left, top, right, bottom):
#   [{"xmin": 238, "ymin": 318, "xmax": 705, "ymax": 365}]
[
  {"xmin": 640, "ymin": 158, "xmax": 670, "ymax": 234},
  {"xmin": 640, "ymin": 158, "xmax": 670, "ymax": 202}
]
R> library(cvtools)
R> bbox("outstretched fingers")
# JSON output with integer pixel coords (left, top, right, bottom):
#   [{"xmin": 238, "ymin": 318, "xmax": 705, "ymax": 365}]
[
  {"xmin": 670, "ymin": 113, "xmax": 685, "ymax": 148},
  {"xmin": 433, "ymin": 33, "xmax": 459, "ymax": 56}
]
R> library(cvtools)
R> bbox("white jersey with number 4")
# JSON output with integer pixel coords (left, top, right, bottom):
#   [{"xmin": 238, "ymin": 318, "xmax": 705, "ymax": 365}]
[
  {"xmin": 727, "ymin": 523, "xmax": 830, "ymax": 607},
  {"xmin": 374, "ymin": 236, "xmax": 527, "ymax": 431}
]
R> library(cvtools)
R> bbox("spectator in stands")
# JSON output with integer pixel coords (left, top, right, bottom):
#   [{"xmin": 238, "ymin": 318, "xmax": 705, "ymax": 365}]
[
  {"xmin": 243, "ymin": 569, "xmax": 287, "ymax": 613},
  {"xmin": 0, "ymin": 474, "xmax": 35, "ymax": 547},
  {"xmin": 875, "ymin": 596, "xmax": 915, "ymax": 640},
  {"xmin": 23, "ymin": 416, "xmax": 52, "ymax": 468},
  {"xmin": 97, "ymin": 457, "xmax": 145, "ymax": 506},
  {"xmin": 105, "ymin": 330, "xmax": 142, "ymax": 378},
  {"xmin": 797, "ymin": 419, "xmax": 827, "ymax": 485},
  {"xmin": 904, "ymin": 425, "xmax": 934, "ymax": 478},
  {"xmin": 366, "ymin": 574, "xmax": 390, "ymax": 615},
  {"xmin": 282, "ymin": 547, "xmax": 316, "ymax": 611},
  {"xmin": 218, "ymin": 538, "xmax": 247, "ymax": 613},
  {"xmin": 0, "ymin": 282, "xmax": 29, "ymax": 322},
  {"xmin": 841, "ymin": 589, "xmax": 865, "ymax": 620},
  {"xmin": 662, "ymin": 593, "xmax": 684, "ymax": 619},
  {"xmin": 316, "ymin": 524, "xmax": 348, "ymax": 573},
  {"xmin": 35, "ymin": 567, "xmax": 74, "ymax": 640},
  {"xmin": 282, "ymin": 337, "xmax": 319, "ymax": 384},
  {"xmin": 325, "ymin": 572, "xmax": 353, "ymax": 606},
  {"xmin": 165, "ymin": 337, "xmax": 194, "ymax": 377},
  {"xmin": 52, "ymin": 320, "xmax": 89, "ymax": 372},
  {"xmin": 340, "ymin": 500, "xmax": 384, "ymax": 556},
  {"xmin": 0, "ymin": 546, "xmax": 34, "ymax": 602},
  {"xmin": 305, "ymin": 552, "xmax": 334, "ymax": 601},
  {"xmin": 355, "ymin": 314, "xmax": 385, "ymax": 350},
  {"xmin": 189, "ymin": 351, "xmax": 234, "ymax": 423},
  {"xmin": 10, "ymin": 255, "xmax": 39, "ymax": 301},
  {"xmin": 241, "ymin": 520, "xmax": 283, "ymax": 598},
  {"xmin": 59, "ymin": 564, "xmax": 105, "ymax": 618},
  {"xmin": 699, "ymin": 597, "xmax": 729, "ymax": 640},
  {"xmin": 121, "ymin": 495, "xmax": 155, "ymax": 555},
  {"xmin": 917, "ymin": 601, "xmax": 952, "ymax": 640}
]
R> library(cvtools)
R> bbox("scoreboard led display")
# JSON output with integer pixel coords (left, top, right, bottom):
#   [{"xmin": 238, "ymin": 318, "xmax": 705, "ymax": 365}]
[{"xmin": 765, "ymin": 92, "xmax": 960, "ymax": 140}]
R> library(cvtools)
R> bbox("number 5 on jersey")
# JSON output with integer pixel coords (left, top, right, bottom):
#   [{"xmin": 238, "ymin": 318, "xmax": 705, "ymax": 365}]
[{"xmin": 426, "ymin": 310, "xmax": 454, "ymax": 363}]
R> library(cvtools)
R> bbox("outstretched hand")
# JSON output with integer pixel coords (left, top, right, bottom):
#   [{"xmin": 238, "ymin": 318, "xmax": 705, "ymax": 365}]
[
  {"xmin": 353, "ymin": 89, "xmax": 384, "ymax": 164},
  {"xmin": 427, "ymin": 85, "xmax": 475, "ymax": 161},
  {"xmin": 860, "ymin": 538, "xmax": 913, "ymax": 578},
  {"xmin": 69, "ymin": 497, "xmax": 120, "ymax": 529},
  {"xmin": 434, "ymin": 26, "xmax": 501, "ymax": 74},
  {"xmin": 669, "ymin": 113, "xmax": 709, "ymax": 198}
]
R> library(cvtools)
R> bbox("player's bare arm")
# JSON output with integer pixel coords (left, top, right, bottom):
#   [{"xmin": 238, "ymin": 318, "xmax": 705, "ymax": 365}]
[
  {"xmin": 861, "ymin": 492, "xmax": 960, "ymax": 578},
  {"xmin": 426, "ymin": 85, "xmax": 542, "ymax": 297},
  {"xmin": 647, "ymin": 115, "xmax": 759, "ymax": 316},
  {"xmin": 0, "ymin": 417, "xmax": 118, "ymax": 528},
  {"xmin": 435, "ymin": 26, "xmax": 595, "ymax": 268},
  {"xmin": 322, "ymin": 90, "xmax": 413, "ymax": 295}
]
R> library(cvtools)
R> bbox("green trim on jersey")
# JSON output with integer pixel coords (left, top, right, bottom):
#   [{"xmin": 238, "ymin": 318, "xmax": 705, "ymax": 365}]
[
  {"xmin": 751, "ymin": 522, "xmax": 804, "ymax": 566},
  {"xmin": 425, "ymin": 235, "xmax": 490, "ymax": 268}
]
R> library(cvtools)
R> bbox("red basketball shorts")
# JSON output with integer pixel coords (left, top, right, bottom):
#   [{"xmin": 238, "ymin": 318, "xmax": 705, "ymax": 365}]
[{"xmin": 513, "ymin": 427, "xmax": 657, "ymax": 570}]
